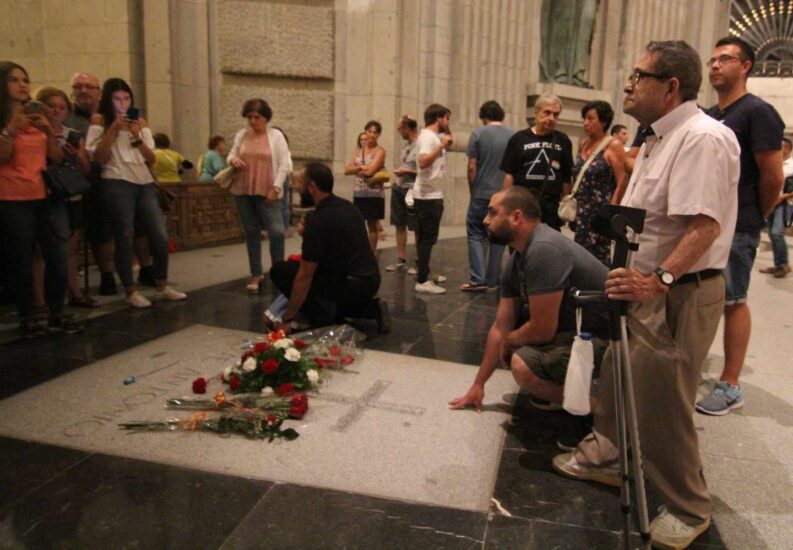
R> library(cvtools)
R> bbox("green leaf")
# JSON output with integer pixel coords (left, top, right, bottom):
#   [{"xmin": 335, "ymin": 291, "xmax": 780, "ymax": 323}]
[{"xmin": 280, "ymin": 428, "xmax": 300, "ymax": 440}]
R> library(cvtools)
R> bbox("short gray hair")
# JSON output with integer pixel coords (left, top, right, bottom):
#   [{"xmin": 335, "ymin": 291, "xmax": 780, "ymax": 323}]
[
  {"xmin": 534, "ymin": 93, "xmax": 563, "ymax": 114},
  {"xmin": 645, "ymin": 40, "xmax": 702, "ymax": 102}
]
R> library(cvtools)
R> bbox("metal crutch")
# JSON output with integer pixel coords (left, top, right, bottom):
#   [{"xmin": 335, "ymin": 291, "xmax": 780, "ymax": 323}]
[{"xmin": 574, "ymin": 204, "xmax": 651, "ymax": 549}]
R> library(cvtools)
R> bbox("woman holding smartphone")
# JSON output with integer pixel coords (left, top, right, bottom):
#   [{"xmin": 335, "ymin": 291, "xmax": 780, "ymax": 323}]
[
  {"xmin": 0, "ymin": 61, "xmax": 82, "ymax": 336},
  {"xmin": 33, "ymin": 86, "xmax": 97, "ymax": 309},
  {"xmin": 86, "ymin": 78, "xmax": 186, "ymax": 308}
]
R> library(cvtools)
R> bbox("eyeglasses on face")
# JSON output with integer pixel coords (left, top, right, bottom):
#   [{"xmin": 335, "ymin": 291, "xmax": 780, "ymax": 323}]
[
  {"xmin": 706, "ymin": 54, "xmax": 743, "ymax": 67},
  {"xmin": 627, "ymin": 69, "xmax": 672, "ymax": 87},
  {"xmin": 72, "ymin": 84, "xmax": 99, "ymax": 90}
]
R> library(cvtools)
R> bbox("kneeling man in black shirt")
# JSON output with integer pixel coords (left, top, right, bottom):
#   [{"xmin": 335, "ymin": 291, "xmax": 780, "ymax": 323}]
[{"xmin": 271, "ymin": 162, "xmax": 390, "ymax": 334}]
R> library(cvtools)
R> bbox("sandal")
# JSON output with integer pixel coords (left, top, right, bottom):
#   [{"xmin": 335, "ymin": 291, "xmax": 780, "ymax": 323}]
[
  {"xmin": 69, "ymin": 296, "xmax": 100, "ymax": 308},
  {"xmin": 460, "ymin": 282, "xmax": 488, "ymax": 293}
]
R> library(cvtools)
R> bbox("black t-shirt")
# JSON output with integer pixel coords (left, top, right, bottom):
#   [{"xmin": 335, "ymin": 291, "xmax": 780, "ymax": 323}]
[
  {"xmin": 500, "ymin": 128, "xmax": 573, "ymax": 197},
  {"xmin": 302, "ymin": 194, "xmax": 379, "ymax": 278},
  {"xmin": 706, "ymin": 94, "xmax": 784, "ymax": 233}
]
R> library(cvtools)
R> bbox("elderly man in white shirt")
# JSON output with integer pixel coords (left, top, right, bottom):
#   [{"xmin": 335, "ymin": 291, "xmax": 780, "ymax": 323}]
[{"xmin": 552, "ymin": 41, "xmax": 739, "ymax": 550}]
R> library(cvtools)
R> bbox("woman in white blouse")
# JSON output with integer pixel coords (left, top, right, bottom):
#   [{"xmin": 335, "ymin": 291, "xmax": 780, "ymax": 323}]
[
  {"xmin": 87, "ymin": 78, "xmax": 186, "ymax": 308},
  {"xmin": 227, "ymin": 98, "xmax": 292, "ymax": 293}
]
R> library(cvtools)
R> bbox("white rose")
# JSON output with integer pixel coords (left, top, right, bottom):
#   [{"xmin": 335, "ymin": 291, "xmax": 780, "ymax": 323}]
[
  {"xmin": 284, "ymin": 348, "xmax": 301, "ymax": 362},
  {"xmin": 274, "ymin": 338, "xmax": 294, "ymax": 349},
  {"xmin": 307, "ymin": 369, "xmax": 319, "ymax": 384},
  {"xmin": 261, "ymin": 386, "xmax": 274, "ymax": 396},
  {"xmin": 223, "ymin": 366, "xmax": 233, "ymax": 379},
  {"xmin": 242, "ymin": 357, "xmax": 257, "ymax": 372}
]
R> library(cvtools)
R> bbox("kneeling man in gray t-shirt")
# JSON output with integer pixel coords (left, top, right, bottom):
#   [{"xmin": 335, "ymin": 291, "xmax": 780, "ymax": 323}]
[{"xmin": 450, "ymin": 186, "xmax": 608, "ymax": 412}]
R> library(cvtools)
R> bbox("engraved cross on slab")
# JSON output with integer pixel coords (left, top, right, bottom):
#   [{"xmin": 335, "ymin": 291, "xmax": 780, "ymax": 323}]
[{"xmin": 315, "ymin": 379, "xmax": 426, "ymax": 433}]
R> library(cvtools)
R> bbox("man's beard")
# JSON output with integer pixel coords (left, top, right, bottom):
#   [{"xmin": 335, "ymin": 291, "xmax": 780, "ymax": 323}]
[{"xmin": 487, "ymin": 226, "xmax": 512, "ymax": 246}]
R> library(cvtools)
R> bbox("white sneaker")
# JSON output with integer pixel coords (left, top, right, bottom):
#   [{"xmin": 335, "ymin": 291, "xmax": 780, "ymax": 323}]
[
  {"xmin": 551, "ymin": 452, "xmax": 620, "ymax": 487},
  {"xmin": 154, "ymin": 286, "xmax": 187, "ymax": 301},
  {"xmin": 385, "ymin": 260, "xmax": 408, "ymax": 272},
  {"xmin": 407, "ymin": 266, "xmax": 417, "ymax": 275},
  {"xmin": 650, "ymin": 506, "xmax": 710, "ymax": 549},
  {"xmin": 126, "ymin": 291, "xmax": 152, "ymax": 308},
  {"xmin": 434, "ymin": 274, "xmax": 447, "ymax": 283},
  {"xmin": 415, "ymin": 280, "xmax": 446, "ymax": 294}
]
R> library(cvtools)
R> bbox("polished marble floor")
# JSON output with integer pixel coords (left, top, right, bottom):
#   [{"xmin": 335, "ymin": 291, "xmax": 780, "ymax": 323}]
[{"xmin": 2, "ymin": 234, "xmax": 789, "ymax": 548}]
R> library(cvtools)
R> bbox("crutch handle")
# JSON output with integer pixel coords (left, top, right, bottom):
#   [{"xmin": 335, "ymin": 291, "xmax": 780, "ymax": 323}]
[{"xmin": 569, "ymin": 287, "xmax": 607, "ymax": 307}]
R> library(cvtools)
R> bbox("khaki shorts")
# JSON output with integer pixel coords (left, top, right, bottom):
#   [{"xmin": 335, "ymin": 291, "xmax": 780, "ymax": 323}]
[{"xmin": 515, "ymin": 331, "xmax": 607, "ymax": 386}]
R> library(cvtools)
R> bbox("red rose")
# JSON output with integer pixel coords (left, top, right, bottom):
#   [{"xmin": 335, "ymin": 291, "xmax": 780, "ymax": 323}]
[
  {"xmin": 253, "ymin": 342, "xmax": 269, "ymax": 352},
  {"xmin": 277, "ymin": 383, "xmax": 295, "ymax": 396},
  {"xmin": 266, "ymin": 414, "xmax": 277, "ymax": 426},
  {"xmin": 192, "ymin": 377, "xmax": 207, "ymax": 394},
  {"xmin": 329, "ymin": 346, "xmax": 341, "ymax": 356},
  {"xmin": 262, "ymin": 358, "xmax": 279, "ymax": 374},
  {"xmin": 288, "ymin": 393, "xmax": 309, "ymax": 419},
  {"xmin": 294, "ymin": 340, "xmax": 306, "ymax": 349},
  {"xmin": 229, "ymin": 375, "xmax": 240, "ymax": 392},
  {"xmin": 340, "ymin": 356, "xmax": 354, "ymax": 365}
]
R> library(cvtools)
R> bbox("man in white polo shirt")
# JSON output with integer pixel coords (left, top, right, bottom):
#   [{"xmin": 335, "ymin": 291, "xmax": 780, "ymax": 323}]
[
  {"xmin": 552, "ymin": 41, "xmax": 739, "ymax": 549},
  {"xmin": 413, "ymin": 103, "xmax": 453, "ymax": 294}
]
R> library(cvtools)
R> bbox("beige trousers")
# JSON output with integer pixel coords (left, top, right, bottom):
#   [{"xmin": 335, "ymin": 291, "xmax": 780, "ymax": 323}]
[{"xmin": 574, "ymin": 276, "xmax": 724, "ymax": 523}]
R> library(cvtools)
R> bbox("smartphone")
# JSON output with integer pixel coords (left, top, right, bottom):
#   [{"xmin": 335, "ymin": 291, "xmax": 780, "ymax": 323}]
[
  {"xmin": 24, "ymin": 100, "xmax": 44, "ymax": 115},
  {"xmin": 126, "ymin": 107, "xmax": 140, "ymax": 121},
  {"xmin": 65, "ymin": 132, "xmax": 81, "ymax": 147}
]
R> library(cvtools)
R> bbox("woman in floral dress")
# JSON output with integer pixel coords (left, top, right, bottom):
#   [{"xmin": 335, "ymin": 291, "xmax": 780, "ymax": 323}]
[{"xmin": 569, "ymin": 100, "xmax": 627, "ymax": 265}]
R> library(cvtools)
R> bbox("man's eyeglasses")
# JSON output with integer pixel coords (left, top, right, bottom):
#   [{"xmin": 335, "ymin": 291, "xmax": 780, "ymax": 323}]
[
  {"xmin": 706, "ymin": 54, "xmax": 743, "ymax": 67},
  {"xmin": 627, "ymin": 70, "xmax": 672, "ymax": 87},
  {"xmin": 72, "ymin": 84, "xmax": 99, "ymax": 90}
]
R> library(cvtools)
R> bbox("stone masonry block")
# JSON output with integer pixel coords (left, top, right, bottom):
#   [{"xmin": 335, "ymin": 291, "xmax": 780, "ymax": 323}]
[
  {"xmin": 219, "ymin": 84, "xmax": 334, "ymax": 161},
  {"xmin": 217, "ymin": 1, "xmax": 334, "ymax": 79}
]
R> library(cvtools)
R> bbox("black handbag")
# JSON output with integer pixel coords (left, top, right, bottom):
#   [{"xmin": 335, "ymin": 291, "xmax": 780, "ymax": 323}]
[
  {"xmin": 154, "ymin": 184, "xmax": 177, "ymax": 212},
  {"xmin": 43, "ymin": 163, "xmax": 91, "ymax": 199}
]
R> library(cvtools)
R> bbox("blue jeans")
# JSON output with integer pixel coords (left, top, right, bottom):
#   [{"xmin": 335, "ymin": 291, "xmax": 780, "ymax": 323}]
[
  {"xmin": 0, "ymin": 199, "xmax": 69, "ymax": 319},
  {"xmin": 724, "ymin": 230, "xmax": 760, "ymax": 305},
  {"xmin": 279, "ymin": 178, "xmax": 290, "ymax": 230},
  {"xmin": 466, "ymin": 197, "xmax": 504, "ymax": 286},
  {"xmin": 102, "ymin": 180, "xmax": 170, "ymax": 288},
  {"xmin": 233, "ymin": 194, "xmax": 285, "ymax": 277},
  {"xmin": 767, "ymin": 203, "xmax": 789, "ymax": 268}
]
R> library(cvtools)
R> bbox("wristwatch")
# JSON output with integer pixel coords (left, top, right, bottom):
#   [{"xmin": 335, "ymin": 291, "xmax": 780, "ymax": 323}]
[{"xmin": 654, "ymin": 267, "xmax": 675, "ymax": 287}]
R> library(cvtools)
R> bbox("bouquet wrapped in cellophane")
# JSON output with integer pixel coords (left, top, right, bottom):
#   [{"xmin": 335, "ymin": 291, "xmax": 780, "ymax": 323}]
[
  {"xmin": 119, "ymin": 391, "xmax": 308, "ymax": 441},
  {"xmin": 119, "ymin": 410, "xmax": 299, "ymax": 441}
]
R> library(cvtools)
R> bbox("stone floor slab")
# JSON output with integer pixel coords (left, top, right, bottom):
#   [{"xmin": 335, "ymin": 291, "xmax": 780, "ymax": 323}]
[{"xmin": 0, "ymin": 324, "xmax": 516, "ymax": 512}]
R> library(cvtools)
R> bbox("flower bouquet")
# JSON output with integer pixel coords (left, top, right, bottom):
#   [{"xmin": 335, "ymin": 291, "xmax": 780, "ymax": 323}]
[
  {"xmin": 295, "ymin": 324, "xmax": 363, "ymax": 369},
  {"xmin": 166, "ymin": 391, "xmax": 309, "ymax": 420},
  {"xmin": 212, "ymin": 330, "xmax": 321, "ymax": 396},
  {"xmin": 119, "ymin": 410, "xmax": 300, "ymax": 441}
]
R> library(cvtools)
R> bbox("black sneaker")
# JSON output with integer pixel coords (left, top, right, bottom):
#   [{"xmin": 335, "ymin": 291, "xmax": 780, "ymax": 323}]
[
  {"xmin": 18, "ymin": 319, "xmax": 46, "ymax": 339},
  {"xmin": 556, "ymin": 414, "xmax": 594, "ymax": 452},
  {"xmin": 373, "ymin": 298, "xmax": 392, "ymax": 334},
  {"xmin": 137, "ymin": 266, "xmax": 156, "ymax": 287},
  {"xmin": 556, "ymin": 434, "xmax": 582, "ymax": 452},
  {"xmin": 48, "ymin": 315, "xmax": 85, "ymax": 335},
  {"xmin": 99, "ymin": 273, "xmax": 118, "ymax": 296}
]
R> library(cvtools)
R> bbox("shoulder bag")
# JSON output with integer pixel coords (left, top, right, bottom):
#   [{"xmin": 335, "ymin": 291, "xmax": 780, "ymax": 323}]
[
  {"xmin": 213, "ymin": 165, "xmax": 237, "ymax": 189},
  {"xmin": 557, "ymin": 136, "xmax": 612, "ymax": 223},
  {"xmin": 42, "ymin": 163, "xmax": 91, "ymax": 200}
]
